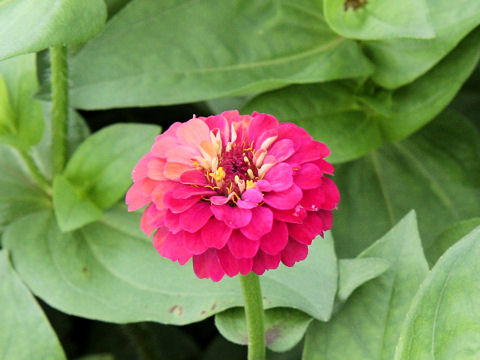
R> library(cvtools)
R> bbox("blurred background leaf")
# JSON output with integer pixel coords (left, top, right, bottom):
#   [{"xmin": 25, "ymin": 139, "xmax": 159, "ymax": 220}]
[
  {"xmin": 0, "ymin": 250, "xmax": 66, "ymax": 360},
  {"xmin": 0, "ymin": 0, "xmax": 106, "ymax": 61}
]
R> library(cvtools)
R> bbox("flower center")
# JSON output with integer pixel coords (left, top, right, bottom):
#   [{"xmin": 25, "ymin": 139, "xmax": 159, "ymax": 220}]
[{"xmin": 208, "ymin": 142, "xmax": 259, "ymax": 197}]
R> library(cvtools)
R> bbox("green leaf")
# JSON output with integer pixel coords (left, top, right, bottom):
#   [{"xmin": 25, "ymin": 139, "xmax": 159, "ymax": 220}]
[
  {"xmin": 0, "ymin": 145, "xmax": 50, "ymax": 233},
  {"xmin": 64, "ymin": 123, "xmax": 160, "ymax": 209},
  {"xmin": 394, "ymin": 225, "xmax": 480, "ymax": 360},
  {"xmin": 242, "ymin": 81, "xmax": 383, "ymax": 163},
  {"xmin": 4, "ymin": 208, "xmax": 337, "ymax": 325},
  {"xmin": 333, "ymin": 111, "xmax": 480, "ymax": 257},
  {"xmin": 242, "ymin": 28, "xmax": 480, "ymax": 163},
  {"xmin": 324, "ymin": 0, "xmax": 434, "ymax": 40},
  {"xmin": 426, "ymin": 217, "xmax": 480, "ymax": 266},
  {"xmin": 303, "ymin": 212, "xmax": 429, "ymax": 360},
  {"xmin": 69, "ymin": 0, "xmax": 373, "ymax": 109},
  {"xmin": 0, "ymin": 250, "xmax": 66, "ymax": 360},
  {"xmin": 337, "ymin": 258, "xmax": 390, "ymax": 302},
  {"xmin": 215, "ymin": 308, "xmax": 312, "ymax": 352},
  {"xmin": 53, "ymin": 175, "xmax": 103, "ymax": 232},
  {"xmin": 364, "ymin": 0, "xmax": 480, "ymax": 88},
  {"xmin": 0, "ymin": 54, "xmax": 44, "ymax": 147},
  {"xmin": 360, "ymin": 27, "xmax": 480, "ymax": 142},
  {"xmin": 0, "ymin": 0, "xmax": 106, "ymax": 61},
  {"xmin": 261, "ymin": 233, "xmax": 338, "ymax": 321}
]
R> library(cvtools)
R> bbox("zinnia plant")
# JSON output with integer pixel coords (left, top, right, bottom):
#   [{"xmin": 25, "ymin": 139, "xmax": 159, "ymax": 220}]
[{"xmin": 126, "ymin": 110, "xmax": 339, "ymax": 359}]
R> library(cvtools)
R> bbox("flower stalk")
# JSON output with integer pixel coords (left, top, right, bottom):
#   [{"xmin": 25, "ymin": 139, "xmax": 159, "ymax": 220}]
[
  {"xmin": 50, "ymin": 45, "xmax": 69, "ymax": 175},
  {"xmin": 240, "ymin": 272, "xmax": 265, "ymax": 360}
]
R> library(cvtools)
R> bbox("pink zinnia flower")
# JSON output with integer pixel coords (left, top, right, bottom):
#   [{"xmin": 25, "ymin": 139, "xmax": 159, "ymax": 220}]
[{"xmin": 126, "ymin": 111, "xmax": 339, "ymax": 281}]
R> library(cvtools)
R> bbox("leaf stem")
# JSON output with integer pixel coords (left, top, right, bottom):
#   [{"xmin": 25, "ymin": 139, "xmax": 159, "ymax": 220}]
[
  {"xmin": 16, "ymin": 149, "xmax": 52, "ymax": 196},
  {"xmin": 239, "ymin": 272, "xmax": 265, "ymax": 360},
  {"xmin": 50, "ymin": 45, "xmax": 69, "ymax": 175}
]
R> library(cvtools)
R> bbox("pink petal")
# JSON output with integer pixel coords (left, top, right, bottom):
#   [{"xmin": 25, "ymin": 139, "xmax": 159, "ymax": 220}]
[
  {"xmin": 172, "ymin": 185, "xmax": 216, "ymax": 199},
  {"xmin": 288, "ymin": 212, "xmax": 325, "ymax": 245},
  {"xmin": 293, "ymin": 163, "xmax": 323, "ymax": 189},
  {"xmin": 249, "ymin": 112, "xmax": 279, "ymax": 147},
  {"xmin": 151, "ymin": 136, "xmax": 179, "ymax": 157},
  {"xmin": 217, "ymin": 246, "xmax": 253, "ymax": 277},
  {"xmin": 166, "ymin": 145, "xmax": 199, "ymax": 165},
  {"xmin": 263, "ymin": 163, "xmax": 293, "ymax": 192},
  {"xmin": 176, "ymin": 118, "xmax": 211, "ymax": 148},
  {"xmin": 179, "ymin": 169, "xmax": 208, "ymax": 185},
  {"xmin": 240, "ymin": 206, "xmax": 273, "ymax": 240},
  {"xmin": 277, "ymin": 123, "xmax": 312, "ymax": 150},
  {"xmin": 255, "ymin": 180, "xmax": 272, "ymax": 192},
  {"xmin": 126, "ymin": 183, "xmax": 151, "ymax": 211},
  {"xmin": 210, "ymin": 195, "xmax": 230, "ymax": 205},
  {"xmin": 260, "ymin": 221, "xmax": 289, "ymax": 255},
  {"xmin": 179, "ymin": 202, "xmax": 212, "ymax": 233},
  {"xmin": 151, "ymin": 181, "xmax": 178, "ymax": 209},
  {"xmin": 268, "ymin": 139, "xmax": 295, "ymax": 162},
  {"xmin": 132, "ymin": 154, "xmax": 151, "ymax": 181},
  {"xmin": 237, "ymin": 189, "xmax": 263, "ymax": 209},
  {"xmin": 300, "ymin": 187, "xmax": 325, "ymax": 211},
  {"xmin": 164, "ymin": 210, "xmax": 182, "ymax": 233},
  {"xmin": 163, "ymin": 191, "xmax": 202, "ymax": 213},
  {"xmin": 140, "ymin": 204, "xmax": 165, "ymax": 236},
  {"xmin": 227, "ymin": 231, "xmax": 260, "ymax": 259},
  {"xmin": 153, "ymin": 229, "xmax": 192, "ymax": 265},
  {"xmin": 321, "ymin": 177, "xmax": 340, "ymax": 210},
  {"xmin": 201, "ymin": 218, "xmax": 233, "ymax": 249},
  {"xmin": 254, "ymin": 129, "xmax": 278, "ymax": 152},
  {"xmin": 205, "ymin": 114, "xmax": 229, "ymax": 143},
  {"xmin": 281, "ymin": 240, "xmax": 308, "ymax": 267},
  {"xmin": 252, "ymin": 251, "xmax": 281, "ymax": 275},
  {"xmin": 263, "ymin": 184, "xmax": 302, "ymax": 210},
  {"xmin": 319, "ymin": 209, "xmax": 333, "ymax": 230},
  {"xmin": 193, "ymin": 249, "xmax": 225, "ymax": 282},
  {"xmin": 164, "ymin": 162, "xmax": 193, "ymax": 180},
  {"xmin": 147, "ymin": 158, "xmax": 167, "ymax": 180},
  {"xmin": 272, "ymin": 205, "xmax": 307, "ymax": 224},
  {"xmin": 314, "ymin": 158, "xmax": 334, "ymax": 175},
  {"xmin": 211, "ymin": 205, "xmax": 252, "ymax": 228},
  {"xmin": 287, "ymin": 141, "xmax": 330, "ymax": 164},
  {"xmin": 184, "ymin": 231, "xmax": 208, "ymax": 255}
]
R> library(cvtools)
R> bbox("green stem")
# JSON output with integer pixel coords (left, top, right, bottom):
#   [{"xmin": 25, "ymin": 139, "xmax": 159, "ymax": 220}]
[
  {"xmin": 50, "ymin": 45, "xmax": 69, "ymax": 175},
  {"xmin": 16, "ymin": 149, "xmax": 51, "ymax": 196},
  {"xmin": 240, "ymin": 272, "xmax": 266, "ymax": 360}
]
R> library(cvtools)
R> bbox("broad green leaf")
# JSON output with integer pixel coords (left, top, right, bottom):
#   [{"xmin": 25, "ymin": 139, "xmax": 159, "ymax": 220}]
[
  {"xmin": 4, "ymin": 208, "xmax": 337, "ymax": 325},
  {"xmin": 337, "ymin": 258, "xmax": 390, "ymax": 302},
  {"xmin": 0, "ymin": 0, "xmax": 106, "ymax": 61},
  {"xmin": 0, "ymin": 54, "xmax": 43, "ymax": 147},
  {"xmin": 215, "ymin": 308, "xmax": 312, "ymax": 352},
  {"xmin": 75, "ymin": 356, "xmax": 113, "ymax": 360},
  {"xmin": 64, "ymin": 123, "xmax": 160, "ymax": 210},
  {"xmin": 303, "ymin": 212, "xmax": 429, "ymax": 360},
  {"xmin": 53, "ymin": 175, "xmax": 103, "ymax": 232},
  {"xmin": 69, "ymin": 0, "xmax": 373, "ymax": 109},
  {"xmin": 364, "ymin": 0, "xmax": 480, "ymax": 88},
  {"xmin": 0, "ymin": 145, "xmax": 50, "ymax": 233},
  {"xmin": 395, "ymin": 225, "xmax": 480, "ymax": 360},
  {"xmin": 242, "ymin": 81, "xmax": 383, "ymax": 163},
  {"xmin": 333, "ymin": 111, "xmax": 480, "ymax": 257},
  {"xmin": 0, "ymin": 250, "xmax": 65, "ymax": 360},
  {"xmin": 243, "ymin": 28, "xmax": 480, "ymax": 163},
  {"xmin": 360, "ymin": 28, "xmax": 480, "ymax": 142},
  {"xmin": 324, "ymin": 0, "xmax": 434, "ymax": 40},
  {"xmin": 261, "ymin": 233, "xmax": 338, "ymax": 321},
  {"xmin": 425, "ymin": 217, "xmax": 480, "ymax": 266}
]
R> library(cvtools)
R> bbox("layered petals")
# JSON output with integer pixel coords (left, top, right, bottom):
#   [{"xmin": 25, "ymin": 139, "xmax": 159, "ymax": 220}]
[{"xmin": 126, "ymin": 110, "xmax": 339, "ymax": 281}]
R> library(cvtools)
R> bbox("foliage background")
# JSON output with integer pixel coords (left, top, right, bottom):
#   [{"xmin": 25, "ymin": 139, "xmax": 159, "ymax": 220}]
[{"xmin": 0, "ymin": 0, "xmax": 479, "ymax": 359}]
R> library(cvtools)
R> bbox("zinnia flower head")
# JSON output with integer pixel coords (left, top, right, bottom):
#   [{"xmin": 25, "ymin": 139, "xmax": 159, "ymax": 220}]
[{"xmin": 126, "ymin": 111, "xmax": 339, "ymax": 281}]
